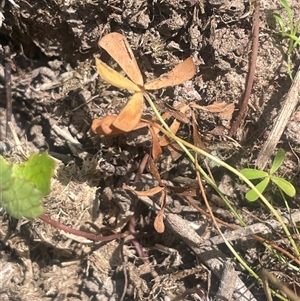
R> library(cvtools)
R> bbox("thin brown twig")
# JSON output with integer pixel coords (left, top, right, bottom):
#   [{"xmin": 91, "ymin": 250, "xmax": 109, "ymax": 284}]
[
  {"xmin": 119, "ymin": 239, "xmax": 128, "ymax": 301},
  {"xmin": 4, "ymin": 46, "xmax": 12, "ymax": 138},
  {"xmin": 228, "ymin": 2, "xmax": 260, "ymax": 137}
]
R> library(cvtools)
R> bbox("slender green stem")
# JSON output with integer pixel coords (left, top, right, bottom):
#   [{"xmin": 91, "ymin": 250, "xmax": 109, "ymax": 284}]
[
  {"xmin": 145, "ymin": 93, "xmax": 297, "ymax": 299},
  {"xmin": 145, "ymin": 93, "xmax": 300, "ymax": 259},
  {"xmin": 145, "ymin": 94, "xmax": 245, "ymax": 225}
]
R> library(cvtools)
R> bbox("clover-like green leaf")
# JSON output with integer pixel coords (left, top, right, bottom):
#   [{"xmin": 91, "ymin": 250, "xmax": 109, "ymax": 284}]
[
  {"xmin": 0, "ymin": 153, "xmax": 55, "ymax": 219},
  {"xmin": 270, "ymin": 148, "xmax": 285, "ymax": 174},
  {"xmin": 12, "ymin": 152, "xmax": 55, "ymax": 196},
  {"xmin": 0, "ymin": 156, "xmax": 14, "ymax": 191},
  {"xmin": 271, "ymin": 176, "xmax": 296, "ymax": 197},
  {"xmin": 1, "ymin": 177, "xmax": 45, "ymax": 219},
  {"xmin": 241, "ymin": 168, "xmax": 268, "ymax": 180},
  {"xmin": 245, "ymin": 178, "xmax": 270, "ymax": 202}
]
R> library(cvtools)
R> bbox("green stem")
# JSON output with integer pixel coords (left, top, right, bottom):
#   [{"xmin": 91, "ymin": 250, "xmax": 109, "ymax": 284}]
[{"xmin": 144, "ymin": 93, "xmax": 300, "ymax": 259}]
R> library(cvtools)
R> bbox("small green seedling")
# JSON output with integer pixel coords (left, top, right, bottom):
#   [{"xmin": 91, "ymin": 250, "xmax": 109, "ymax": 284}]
[
  {"xmin": 0, "ymin": 152, "xmax": 55, "ymax": 219},
  {"xmin": 241, "ymin": 148, "xmax": 296, "ymax": 202},
  {"xmin": 273, "ymin": 0, "xmax": 300, "ymax": 79}
]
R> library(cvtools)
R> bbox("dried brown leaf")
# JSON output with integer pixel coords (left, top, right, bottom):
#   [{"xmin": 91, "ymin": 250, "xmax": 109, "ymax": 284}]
[
  {"xmin": 99, "ymin": 32, "xmax": 144, "ymax": 86},
  {"xmin": 154, "ymin": 208, "xmax": 165, "ymax": 233},
  {"xmin": 149, "ymin": 125, "xmax": 163, "ymax": 161},
  {"xmin": 191, "ymin": 102, "xmax": 235, "ymax": 118},
  {"xmin": 144, "ymin": 58, "xmax": 196, "ymax": 90},
  {"xmin": 112, "ymin": 92, "xmax": 144, "ymax": 132}
]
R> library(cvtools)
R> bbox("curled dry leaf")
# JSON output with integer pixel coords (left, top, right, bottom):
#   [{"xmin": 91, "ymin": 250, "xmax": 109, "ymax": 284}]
[
  {"xmin": 154, "ymin": 208, "xmax": 165, "ymax": 233},
  {"xmin": 91, "ymin": 115, "xmax": 119, "ymax": 135},
  {"xmin": 154, "ymin": 188, "xmax": 166, "ymax": 233},
  {"xmin": 147, "ymin": 155, "xmax": 162, "ymax": 183},
  {"xmin": 149, "ymin": 125, "xmax": 163, "ymax": 161}
]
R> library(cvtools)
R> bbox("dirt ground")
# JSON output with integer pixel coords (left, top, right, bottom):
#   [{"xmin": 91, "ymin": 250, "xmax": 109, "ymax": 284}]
[{"xmin": 0, "ymin": 0, "xmax": 300, "ymax": 300}]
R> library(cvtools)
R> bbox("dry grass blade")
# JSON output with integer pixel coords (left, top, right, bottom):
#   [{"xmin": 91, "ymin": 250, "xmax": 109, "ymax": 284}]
[
  {"xmin": 159, "ymin": 118, "xmax": 180, "ymax": 147},
  {"xmin": 191, "ymin": 102, "xmax": 235, "ymax": 118},
  {"xmin": 130, "ymin": 186, "xmax": 165, "ymax": 197},
  {"xmin": 144, "ymin": 57, "xmax": 196, "ymax": 90},
  {"xmin": 112, "ymin": 92, "xmax": 144, "ymax": 132},
  {"xmin": 148, "ymin": 155, "xmax": 162, "ymax": 183},
  {"xmin": 167, "ymin": 107, "xmax": 190, "ymax": 124},
  {"xmin": 95, "ymin": 57, "xmax": 141, "ymax": 91},
  {"xmin": 99, "ymin": 32, "xmax": 144, "ymax": 86},
  {"xmin": 149, "ymin": 125, "xmax": 163, "ymax": 161},
  {"xmin": 191, "ymin": 117, "xmax": 210, "ymax": 154},
  {"xmin": 159, "ymin": 104, "xmax": 189, "ymax": 146}
]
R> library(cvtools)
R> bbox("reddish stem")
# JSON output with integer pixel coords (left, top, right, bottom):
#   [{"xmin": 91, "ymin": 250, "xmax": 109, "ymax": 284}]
[
  {"xmin": 134, "ymin": 153, "xmax": 149, "ymax": 182},
  {"xmin": 39, "ymin": 214, "xmax": 126, "ymax": 242},
  {"xmin": 228, "ymin": 2, "xmax": 260, "ymax": 137}
]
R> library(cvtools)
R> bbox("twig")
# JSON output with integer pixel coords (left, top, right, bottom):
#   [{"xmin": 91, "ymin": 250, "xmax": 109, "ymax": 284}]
[
  {"xmin": 201, "ymin": 210, "xmax": 300, "ymax": 247},
  {"xmin": 4, "ymin": 46, "xmax": 12, "ymax": 138},
  {"xmin": 228, "ymin": 2, "xmax": 260, "ymax": 137},
  {"xmin": 7, "ymin": 0, "xmax": 20, "ymax": 8},
  {"xmin": 136, "ymin": 195, "xmax": 256, "ymax": 301},
  {"xmin": 119, "ymin": 239, "xmax": 128, "ymax": 301},
  {"xmin": 8, "ymin": 121, "xmax": 27, "ymax": 157},
  {"xmin": 185, "ymin": 196, "xmax": 300, "ymax": 266},
  {"xmin": 256, "ymin": 66, "xmax": 300, "ymax": 169},
  {"xmin": 165, "ymin": 213, "xmax": 257, "ymax": 301},
  {"xmin": 214, "ymin": 261, "xmax": 237, "ymax": 301}
]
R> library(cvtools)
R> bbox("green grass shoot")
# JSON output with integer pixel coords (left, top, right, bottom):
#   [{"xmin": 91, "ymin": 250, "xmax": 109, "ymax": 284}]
[{"xmin": 273, "ymin": 0, "xmax": 300, "ymax": 79}]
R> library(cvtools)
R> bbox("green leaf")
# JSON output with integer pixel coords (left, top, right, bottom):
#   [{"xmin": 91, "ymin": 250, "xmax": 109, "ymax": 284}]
[
  {"xmin": 245, "ymin": 178, "xmax": 270, "ymax": 202},
  {"xmin": 294, "ymin": 19, "xmax": 300, "ymax": 40},
  {"xmin": 270, "ymin": 148, "xmax": 285, "ymax": 174},
  {"xmin": 0, "ymin": 156, "xmax": 14, "ymax": 191},
  {"xmin": 273, "ymin": 13, "xmax": 286, "ymax": 33},
  {"xmin": 12, "ymin": 152, "xmax": 55, "ymax": 196},
  {"xmin": 1, "ymin": 178, "xmax": 45, "ymax": 219},
  {"xmin": 271, "ymin": 176, "xmax": 296, "ymax": 197},
  {"xmin": 279, "ymin": 0, "xmax": 293, "ymax": 27},
  {"xmin": 241, "ymin": 168, "xmax": 268, "ymax": 180},
  {"xmin": 0, "ymin": 153, "xmax": 55, "ymax": 219}
]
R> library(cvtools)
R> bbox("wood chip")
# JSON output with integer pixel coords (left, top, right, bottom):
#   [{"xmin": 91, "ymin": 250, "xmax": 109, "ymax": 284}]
[{"xmin": 256, "ymin": 66, "xmax": 300, "ymax": 169}]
